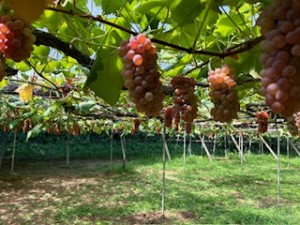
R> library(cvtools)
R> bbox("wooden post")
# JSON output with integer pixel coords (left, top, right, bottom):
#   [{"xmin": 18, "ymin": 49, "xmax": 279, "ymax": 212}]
[
  {"xmin": 259, "ymin": 135, "xmax": 278, "ymax": 160},
  {"xmin": 199, "ymin": 135, "xmax": 212, "ymax": 161}
]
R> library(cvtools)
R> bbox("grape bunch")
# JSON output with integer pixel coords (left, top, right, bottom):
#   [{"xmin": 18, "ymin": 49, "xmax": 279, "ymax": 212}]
[
  {"xmin": 22, "ymin": 118, "xmax": 32, "ymax": 133},
  {"xmin": 287, "ymin": 116, "xmax": 299, "ymax": 136},
  {"xmin": 257, "ymin": 0, "xmax": 300, "ymax": 116},
  {"xmin": 163, "ymin": 106, "xmax": 173, "ymax": 128},
  {"xmin": 0, "ymin": 14, "xmax": 36, "ymax": 62},
  {"xmin": 119, "ymin": 34, "xmax": 164, "ymax": 117},
  {"xmin": 208, "ymin": 65, "xmax": 240, "ymax": 122},
  {"xmin": 0, "ymin": 55, "xmax": 5, "ymax": 82},
  {"xmin": 131, "ymin": 118, "xmax": 140, "ymax": 134},
  {"xmin": 171, "ymin": 76, "xmax": 198, "ymax": 133},
  {"xmin": 294, "ymin": 111, "xmax": 300, "ymax": 128},
  {"xmin": 256, "ymin": 111, "xmax": 269, "ymax": 133}
]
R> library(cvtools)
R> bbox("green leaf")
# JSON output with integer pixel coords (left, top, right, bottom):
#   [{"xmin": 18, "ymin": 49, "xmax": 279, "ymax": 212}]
[
  {"xmin": 134, "ymin": 0, "xmax": 167, "ymax": 14},
  {"xmin": 170, "ymin": 0, "xmax": 205, "ymax": 25},
  {"xmin": 26, "ymin": 124, "xmax": 44, "ymax": 141},
  {"xmin": 102, "ymin": 0, "xmax": 124, "ymax": 14},
  {"xmin": 85, "ymin": 48, "xmax": 123, "ymax": 106}
]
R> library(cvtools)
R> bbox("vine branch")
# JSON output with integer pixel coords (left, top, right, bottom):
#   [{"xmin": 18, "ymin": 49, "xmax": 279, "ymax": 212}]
[{"xmin": 46, "ymin": 7, "xmax": 264, "ymax": 59}]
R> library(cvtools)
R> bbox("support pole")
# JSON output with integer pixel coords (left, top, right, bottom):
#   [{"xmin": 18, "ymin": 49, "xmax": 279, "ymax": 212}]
[
  {"xmin": 120, "ymin": 135, "xmax": 126, "ymax": 169},
  {"xmin": 199, "ymin": 135, "xmax": 212, "ymax": 161},
  {"xmin": 10, "ymin": 129, "xmax": 17, "ymax": 176},
  {"xmin": 0, "ymin": 132, "xmax": 7, "ymax": 169},
  {"xmin": 213, "ymin": 135, "xmax": 217, "ymax": 158},
  {"xmin": 290, "ymin": 141, "xmax": 300, "ymax": 157},
  {"xmin": 259, "ymin": 135, "xmax": 278, "ymax": 160},
  {"xmin": 183, "ymin": 132, "xmax": 186, "ymax": 168},
  {"xmin": 230, "ymin": 134, "xmax": 241, "ymax": 154},
  {"xmin": 161, "ymin": 126, "xmax": 167, "ymax": 217}
]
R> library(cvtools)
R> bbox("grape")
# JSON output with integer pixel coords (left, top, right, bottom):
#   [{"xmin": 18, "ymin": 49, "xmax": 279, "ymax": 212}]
[
  {"xmin": 208, "ymin": 65, "xmax": 240, "ymax": 123},
  {"xmin": 171, "ymin": 76, "xmax": 198, "ymax": 133},
  {"xmin": 0, "ymin": 14, "xmax": 35, "ymax": 62},
  {"xmin": 258, "ymin": 0, "xmax": 300, "ymax": 117},
  {"xmin": 119, "ymin": 34, "xmax": 164, "ymax": 117}
]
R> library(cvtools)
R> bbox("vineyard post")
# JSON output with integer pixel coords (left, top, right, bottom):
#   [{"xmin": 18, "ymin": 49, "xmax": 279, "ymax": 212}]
[
  {"xmin": 110, "ymin": 127, "xmax": 114, "ymax": 173},
  {"xmin": 286, "ymin": 137, "xmax": 290, "ymax": 167},
  {"xmin": 66, "ymin": 132, "xmax": 70, "ymax": 166},
  {"xmin": 240, "ymin": 132, "xmax": 244, "ymax": 166},
  {"xmin": 224, "ymin": 134, "xmax": 227, "ymax": 158},
  {"xmin": 10, "ymin": 129, "xmax": 17, "ymax": 176},
  {"xmin": 161, "ymin": 126, "xmax": 167, "ymax": 217},
  {"xmin": 0, "ymin": 132, "xmax": 7, "ymax": 169},
  {"xmin": 183, "ymin": 132, "xmax": 186, "ymax": 168},
  {"xmin": 188, "ymin": 135, "xmax": 192, "ymax": 156},
  {"xmin": 212, "ymin": 135, "xmax": 217, "ymax": 158},
  {"xmin": 276, "ymin": 118, "xmax": 281, "ymax": 204},
  {"xmin": 199, "ymin": 135, "xmax": 212, "ymax": 161},
  {"xmin": 230, "ymin": 134, "xmax": 241, "ymax": 156},
  {"xmin": 248, "ymin": 137, "xmax": 252, "ymax": 153},
  {"xmin": 290, "ymin": 141, "xmax": 300, "ymax": 157},
  {"xmin": 259, "ymin": 135, "xmax": 278, "ymax": 160},
  {"xmin": 120, "ymin": 135, "xmax": 127, "ymax": 169}
]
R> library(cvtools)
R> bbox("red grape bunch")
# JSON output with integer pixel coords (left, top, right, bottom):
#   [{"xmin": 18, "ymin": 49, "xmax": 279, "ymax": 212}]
[
  {"xmin": 256, "ymin": 111, "xmax": 269, "ymax": 133},
  {"xmin": 119, "ymin": 34, "xmax": 164, "ymax": 117},
  {"xmin": 287, "ymin": 116, "xmax": 299, "ymax": 136},
  {"xmin": 163, "ymin": 106, "xmax": 173, "ymax": 128},
  {"xmin": 171, "ymin": 76, "xmax": 198, "ymax": 133},
  {"xmin": 131, "ymin": 118, "xmax": 140, "ymax": 134},
  {"xmin": 0, "ymin": 14, "xmax": 36, "ymax": 62},
  {"xmin": 0, "ymin": 55, "xmax": 5, "ymax": 81},
  {"xmin": 208, "ymin": 65, "xmax": 240, "ymax": 123},
  {"xmin": 257, "ymin": 0, "xmax": 300, "ymax": 116}
]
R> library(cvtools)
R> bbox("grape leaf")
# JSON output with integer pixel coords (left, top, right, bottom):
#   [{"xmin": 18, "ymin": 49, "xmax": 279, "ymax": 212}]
[{"xmin": 85, "ymin": 48, "xmax": 123, "ymax": 106}]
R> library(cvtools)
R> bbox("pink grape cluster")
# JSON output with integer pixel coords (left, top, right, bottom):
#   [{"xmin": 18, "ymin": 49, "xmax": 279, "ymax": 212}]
[
  {"xmin": 208, "ymin": 65, "xmax": 240, "ymax": 123},
  {"xmin": 119, "ymin": 34, "xmax": 164, "ymax": 117},
  {"xmin": 0, "ymin": 14, "xmax": 36, "ymax": 62},
  {"xmin": 257, "ymin": 0, "xmax": 300, "ymax": 117},
  {"xmin": 171, "ymin": 76, "xmax": 198, "ymax": 134}
]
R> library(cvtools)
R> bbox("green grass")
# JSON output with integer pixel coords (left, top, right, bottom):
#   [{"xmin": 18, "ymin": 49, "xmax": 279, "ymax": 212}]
[{"xmin": 1, "ymin": 153, "xmax": 300, "ymax": 224}]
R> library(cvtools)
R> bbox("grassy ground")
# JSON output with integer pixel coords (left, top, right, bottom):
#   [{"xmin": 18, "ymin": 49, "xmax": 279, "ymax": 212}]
[{"xmin": 0, "ymin": 153, "xmax": 300, "ymax": 224}]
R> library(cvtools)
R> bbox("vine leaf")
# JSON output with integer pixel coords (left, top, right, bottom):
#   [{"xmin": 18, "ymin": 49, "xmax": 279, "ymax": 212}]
[
  {"xmin": 170, "ymin": 0, "xmax": 205, "ymax": 25},
  {"xmin": 85, "ymin": 48, "xmax": 123, "ymax": 106}
]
